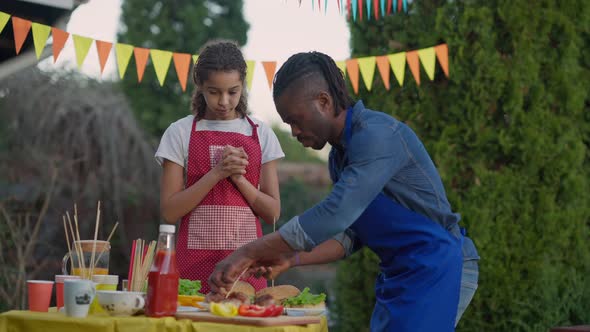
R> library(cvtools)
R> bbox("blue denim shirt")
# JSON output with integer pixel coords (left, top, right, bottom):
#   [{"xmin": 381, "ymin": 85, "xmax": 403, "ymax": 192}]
[{"xmin": 279, "ymin": 101, "xmax": 479, "ymax": 261}]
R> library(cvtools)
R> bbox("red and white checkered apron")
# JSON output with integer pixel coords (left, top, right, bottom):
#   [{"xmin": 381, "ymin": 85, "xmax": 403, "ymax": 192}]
[{"xmin": 177, "ymin": 116, "xmax": 267, "ymax": 293}]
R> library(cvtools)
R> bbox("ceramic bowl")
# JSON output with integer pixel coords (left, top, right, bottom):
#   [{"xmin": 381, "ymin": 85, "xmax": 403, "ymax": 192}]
[{"xmin": 96, "ymin": 290, "xmax": 145, "ymax": 316}]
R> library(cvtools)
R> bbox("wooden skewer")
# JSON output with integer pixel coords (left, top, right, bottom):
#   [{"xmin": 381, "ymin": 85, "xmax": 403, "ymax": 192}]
[
  {"xmin": 67, "ymin": 211, "xmax": 84, "ymax": 278},
  {"xmin": 272, "ymin": 217, "xmax": 276, "ymax": 288},
  {"xmin": 73, "ymin": 204, "xmax": 86, "ymax": 278},
  {"xmin": 225, "ymin": 267, "xmax": 249, "ymax": 299},
  {"xmin": 89, "ymin": 201, "xmax": 101, "ymax": 278},
  {"xmin": 63, "ymin": 216, "xmax": 74, "ymax": 272},
  {"xmin": 93, "ymin": 221, "xmax": 118, "ymax": 270}
]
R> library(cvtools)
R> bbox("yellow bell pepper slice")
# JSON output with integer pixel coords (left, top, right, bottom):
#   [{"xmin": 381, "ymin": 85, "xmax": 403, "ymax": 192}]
[{"xmin": 210, "ymin": 302, "xmax": 238, "ymax": 317}]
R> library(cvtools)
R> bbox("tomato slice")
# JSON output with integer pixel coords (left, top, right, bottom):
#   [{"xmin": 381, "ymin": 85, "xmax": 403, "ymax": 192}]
[
  {"xmin": 238, "ymin": 304, "xmax": 269, "ymax": 317},
  {"xmin": 264, "ymin": 304, "xmax": 284, "ymax": 317}
]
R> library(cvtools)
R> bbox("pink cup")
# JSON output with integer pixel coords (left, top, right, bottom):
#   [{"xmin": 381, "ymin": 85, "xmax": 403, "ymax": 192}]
[
  {"xmin": 55, "ymin": 275, "xmax": 80, "ymax": 309},
  {"xmin": 27, "ymin": 280, "xmax": 54, "ymax": 312}
]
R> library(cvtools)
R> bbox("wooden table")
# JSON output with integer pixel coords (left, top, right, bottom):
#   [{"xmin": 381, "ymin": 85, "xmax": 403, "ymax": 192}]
[{"xmin": 0, "ymin": 310, "xmax": 328, "ymax": 332}]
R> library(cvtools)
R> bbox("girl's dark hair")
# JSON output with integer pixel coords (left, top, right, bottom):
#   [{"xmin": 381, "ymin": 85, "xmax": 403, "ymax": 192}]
[
  {"xmin": 191, "ymin": 40, "xmax": 248, "ymax": 119},
  {"xmin": 273, "ymin": 51, "xmax": 354, "ymax": 114}
]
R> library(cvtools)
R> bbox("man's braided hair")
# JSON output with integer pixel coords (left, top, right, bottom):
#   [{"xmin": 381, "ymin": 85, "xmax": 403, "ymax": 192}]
[{"xmin": 272, "ymin": 51, "xmax": 354, "ymax": 115}]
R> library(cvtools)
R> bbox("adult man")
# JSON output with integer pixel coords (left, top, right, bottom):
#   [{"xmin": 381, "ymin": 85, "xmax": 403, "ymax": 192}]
[{"xmin": 209, "ymin": 51, "xmax": 480, "ymax": 331}]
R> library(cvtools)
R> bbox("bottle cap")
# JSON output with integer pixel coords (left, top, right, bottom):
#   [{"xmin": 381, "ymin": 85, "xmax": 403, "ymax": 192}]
[{"xmin": 159, "ymin": 224, "xmax": 175, "ymax": 234}]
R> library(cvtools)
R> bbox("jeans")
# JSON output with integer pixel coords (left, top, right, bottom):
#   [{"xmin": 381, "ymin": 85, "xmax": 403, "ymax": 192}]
[{"xmin": 455, "ymin": 259, "xmax": 479, "ymax": 326}]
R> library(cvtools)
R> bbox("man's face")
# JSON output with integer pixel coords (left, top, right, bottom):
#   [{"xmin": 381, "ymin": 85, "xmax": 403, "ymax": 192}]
[{"xmin": 274, "ymin": 88, "xmax": 333, "ymax": 150}]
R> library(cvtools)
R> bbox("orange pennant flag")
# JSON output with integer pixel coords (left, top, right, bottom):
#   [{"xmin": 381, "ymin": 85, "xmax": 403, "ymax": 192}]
[
  {"xmin": 51, "ymin": 27, "xmax": 69, "ymax": 63},
  {"xmin": 434, "ymin": 44, "xmax": 449, "ymax": 77},
  {"xmin": 173, "ymin": 53, "xmax": 191, "ymax": 92},
  {"xmin": 95, "ymin": 40, "xmax": 112, "ymax": 74},
  {"xmin": 406, "ymin": 51, "xmax": 421, "ymax": 86},
  {"xmin": 12, "ymin": 17, "xmax": 32, "ymax": 54},
  {"xmin": 375, "ymin": 55, "xmax": 390, "ymax": 90},
  {"xmin": 133, "ymin": 47, "xmax": 150, "ymax": 83},
  {"xmin": 345, "ymin": 58, "xmax": 360, "ymax": 94},
  {"xmin": 262, "ymin": 61, "xmax": 277, "ymax": 89}
]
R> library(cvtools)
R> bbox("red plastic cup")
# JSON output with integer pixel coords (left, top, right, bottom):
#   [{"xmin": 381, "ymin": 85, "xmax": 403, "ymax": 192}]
[
  {"xmin": 55, "ymin": 275, "xmax": 80, "ymax": 309},
  {"xmin": 27, "ymin": 280, "xmax": 54, "ymax": 312}
]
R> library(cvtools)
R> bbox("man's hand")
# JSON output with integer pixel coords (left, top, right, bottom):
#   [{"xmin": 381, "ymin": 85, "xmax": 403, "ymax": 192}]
[
  {"xmin": 208, "ymin": 247, "xmax": 255, "ymax": 296},
  {"xmin": 249, "ymin": 254, "xmax": 294, "ymax": 280}
]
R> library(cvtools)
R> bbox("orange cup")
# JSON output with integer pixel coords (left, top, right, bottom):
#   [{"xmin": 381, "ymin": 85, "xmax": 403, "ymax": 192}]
[{"xmin": 27, "ymin": 280, "xmax": 54, "ymax": 312}]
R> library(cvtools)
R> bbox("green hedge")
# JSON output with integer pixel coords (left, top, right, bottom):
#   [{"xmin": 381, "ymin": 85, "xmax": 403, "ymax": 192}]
[{"xmin": 333, "ymin": 1, "xmax": 590, "ymax": 331}]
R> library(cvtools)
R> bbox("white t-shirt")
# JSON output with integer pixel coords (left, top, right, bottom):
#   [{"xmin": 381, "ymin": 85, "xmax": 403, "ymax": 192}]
[{"xmin": 155, "ymin": 115, "xmax": 285, "ymax": 168}]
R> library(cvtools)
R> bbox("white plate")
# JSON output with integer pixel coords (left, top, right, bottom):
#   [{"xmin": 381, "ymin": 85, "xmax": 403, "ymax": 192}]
[
  {"xmin": 197, "ymin": 302, "xmax": 210, "ymax": 310},
  {"xmin": 177, "ymin": 305, "xmax": 205, "ymax": 312},
  {"xmin": 284, "ymin": 308, "xmax": 326, "ymax": 317}
]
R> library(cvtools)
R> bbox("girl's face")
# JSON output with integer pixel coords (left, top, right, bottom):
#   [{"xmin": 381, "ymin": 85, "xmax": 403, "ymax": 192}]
[{"xmin": 201, "ymin": 70, "xmax": 243, "ymax": 120}]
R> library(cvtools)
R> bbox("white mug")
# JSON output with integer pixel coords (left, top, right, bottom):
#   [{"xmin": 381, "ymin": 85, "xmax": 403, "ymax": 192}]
[{"xmin": 63, "ymin": 279, "xmax": 96, "ymax": 318}]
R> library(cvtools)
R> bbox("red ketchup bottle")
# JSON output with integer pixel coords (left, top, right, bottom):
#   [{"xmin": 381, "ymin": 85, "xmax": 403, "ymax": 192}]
[{"xmin": 145, "ymin": 224, "xmax": 179, "ymax": 317}]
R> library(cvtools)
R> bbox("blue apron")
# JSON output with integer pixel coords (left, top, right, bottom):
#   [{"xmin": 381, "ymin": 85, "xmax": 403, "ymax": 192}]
[{"xmin": 343, "ymin": 109, "xmax": 463, "ymax": 332}]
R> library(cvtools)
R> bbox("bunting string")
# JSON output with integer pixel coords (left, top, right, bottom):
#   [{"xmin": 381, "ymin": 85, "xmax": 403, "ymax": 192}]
[{"xmin": 0, "ymin": 11, "xmax": 448, "ymax": 94}]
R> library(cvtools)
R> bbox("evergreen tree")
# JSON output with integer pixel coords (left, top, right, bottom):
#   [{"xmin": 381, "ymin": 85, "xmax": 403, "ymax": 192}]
[
  {"xmin": 333, "ymin": 1, "xmax": 590, "ymax": 331},
  {"xmin": 118, "ymin": 0, "xmax": 249, "ymax": 137}
]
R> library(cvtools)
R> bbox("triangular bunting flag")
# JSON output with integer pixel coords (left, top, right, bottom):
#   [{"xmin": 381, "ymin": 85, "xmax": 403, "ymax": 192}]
[
  {"xmin": 173, "ymin": 53, "xmax": 191, "ymax": 92},
  {"xmin": 31, "ymin": 23, "xmax": 50, "ymax": 59},
  {"xmin": 358, "ymin": 56, "xmax": 376, "ymax": 91},
  {"xmin": 417, "ymin": 47, "xmax": 436, "ymax": 81},
  {"xmin": 246, "ymin": 60, "xmax": 256, "ymax": 90},
  {"xmin": 336, "ymin": 60, "xmax": 347, "ymax": 78},
  {"xmin": 192, "ymin": 54, "xmax": 199, "ymax": 64},
  {"xmin": 133, "ymin": 47, "xmax": 150, "ymax": 83},
  {"xmin": 366, "ymin": 0, "xmax": 371, "ymax": 20},
  {"xmin": 380, "ymin": 0, "xmax": 386, "ymax": 16},
  {"xmin": 325, "ymin": 0, "xmax": 328, "ymax": 14},
  {"xmin": 72, "ymin": 34, "xmax": 93, "ymax": 69},
  {"xmin": 51, "ymin": 28, "xmax": 69, "ymax": 63},
  {"xmin": 375, "ymin": 0, "xmax": 381, "ymax": 19},
  {"xmin": 150, "ymin": 49, "xmax": 173, "ymax": 86},
  {"xmin": 345, "ymin": 59, "xmax": 360, "ymax": 94},
  {"xmin": 387, "ymin": 52, "xmax": 406, "ymax": 86},
  {"xmin": 337, "ymin": 0, "xmax": 341, "ymax": 14},
  {"xmin": 12, "ymin": 17, "xmax": 32, "ymax": 55},
  {"xmin": 95, "ymin": 40, "xmax": 112, "ymax": 74},
  {"xmin": 262, "ymin": 61, "xmax": 277, "ymax": 89},
  {"xmin": 115, "ymin": 43, "xmax": 133, "ymax": 79},
  {"xmin": 351, "ymin": 0, "xmax": 358, "ymax": 21},
  {"xmin": 0, "ymin": 12, "xmax": 9, "ymax": 34},
  {"xmin": 406, "ymin": 50, "xmax": 420, "ymax": 85},
  {"xmin": 387, "ymin": 0, "xmax": 392, "ymax": 14},
  {"xmin": 375, "ymin": 55, "xmax": 390, "ymax": 90},
  {"xmin": 434, "ymin": 44, "xmax": 449, "ymax": 77}
]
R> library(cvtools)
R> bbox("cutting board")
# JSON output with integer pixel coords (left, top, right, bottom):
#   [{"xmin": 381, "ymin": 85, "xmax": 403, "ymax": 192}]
[{"xmin": 176, "ymin": 311, "xmax": 322, "ymax": 327}]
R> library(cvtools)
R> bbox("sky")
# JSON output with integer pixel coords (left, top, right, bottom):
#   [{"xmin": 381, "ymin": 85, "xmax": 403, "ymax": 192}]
[{"xmin": 42, "ymin": 0, "xmax": 351, "ymax": 128}]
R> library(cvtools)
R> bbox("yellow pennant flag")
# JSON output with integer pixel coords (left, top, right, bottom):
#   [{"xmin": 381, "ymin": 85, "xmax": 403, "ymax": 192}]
[
  {"xmin": 388, "ymin": 52, "xmax": 406, "ymax": 86},
  {"xmin": 72, "ymin": 34, "xmax": 93, "ymax": 69},
  {"xmin": 150, "ymin": 49, "xmax": 173, "ymax": 86},
  {"xmin": 192, "ymin": 54, "xmax": 199, "ymax": 64},
  {"xmin": 115, "ymin": 43, "xmax": 134, "ymax": 79},
  {"xmin": 335, "ymin": 60, "xmax": 347, "ymax": 78},
  {"xmin": 417, "ymin": 47, "xmax": 436, "ymax": 81},
  {"xmin": 31, "ymin": 23, "xmax": 50, "ymax": 59},
  {"xmin": 246, "ymin": 60, "xmax": 256, "ymax": 90},
  {"xmin": 0, "ymin": 11, "xmax": 10, "ymax": 34},
  {"xmin": 357, "ymin": 56, "xmax": 376, "ymax": 91}
]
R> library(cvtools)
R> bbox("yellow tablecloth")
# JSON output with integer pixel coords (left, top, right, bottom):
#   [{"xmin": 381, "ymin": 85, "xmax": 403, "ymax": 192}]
[{"xmin": 0, "ymin": 310, "xmax": 328, "ymax": 332}]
